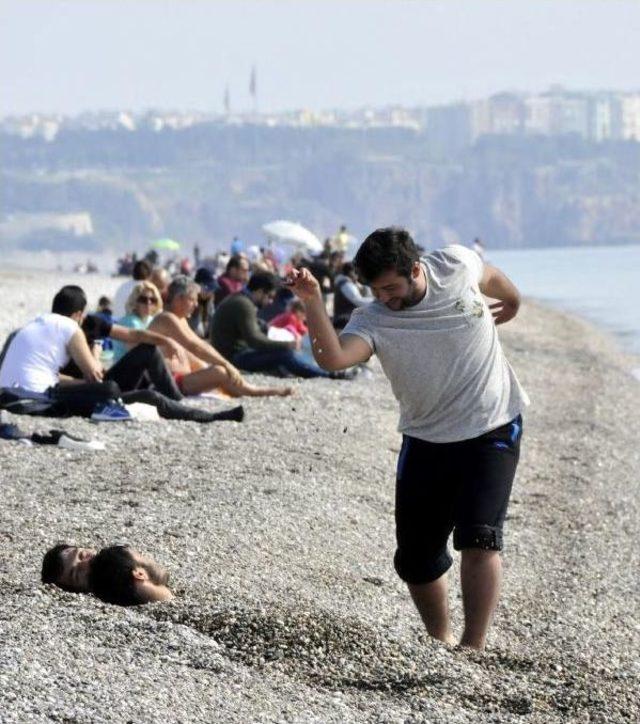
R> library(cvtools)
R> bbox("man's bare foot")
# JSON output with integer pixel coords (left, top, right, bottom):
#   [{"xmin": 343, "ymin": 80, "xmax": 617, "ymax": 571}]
[
  {"xmin": 457, "ymin": 636, "xmax": 486, "ymax": 651},
  {"xmin": 434, "ymin": 632, "xmax": 456, "ymax": 646},
  {"xmin": 277, "ymin": 386, "xmax": 295, "ymax": 397}
]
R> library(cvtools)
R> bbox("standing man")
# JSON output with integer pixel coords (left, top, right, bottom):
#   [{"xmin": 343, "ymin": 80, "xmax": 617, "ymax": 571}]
[{"xmin": 288, "ymin": 227, "xmax": 529, "ymax": 650}]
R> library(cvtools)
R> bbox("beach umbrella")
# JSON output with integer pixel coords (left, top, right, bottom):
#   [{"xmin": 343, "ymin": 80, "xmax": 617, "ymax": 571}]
[
  {"xmin": 152, "ymin": 238, "xmax": 181, "ymax": 252},
  {"xmin": 262, "ymin": 220, "xmax": 323, "ymax": 254}
]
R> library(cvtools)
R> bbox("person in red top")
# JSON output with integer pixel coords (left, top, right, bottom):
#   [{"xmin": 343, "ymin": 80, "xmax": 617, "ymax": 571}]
[
  {"xmin": 269, "ymin": 299, "xmax": 308, "ymax": 339},
  {"xmin": 215, "ymin": 255, "xmax": 251, "ymax": 306}
]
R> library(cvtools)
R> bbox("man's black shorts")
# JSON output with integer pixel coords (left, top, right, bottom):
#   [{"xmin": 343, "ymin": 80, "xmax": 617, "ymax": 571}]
[{"xmin": 394, "ymin": 415, "xmax": 523, "ymax": 585}]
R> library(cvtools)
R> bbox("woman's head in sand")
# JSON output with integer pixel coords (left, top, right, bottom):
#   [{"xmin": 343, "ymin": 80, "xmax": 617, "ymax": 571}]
[
  {"xmin": 125, "ymin": 281, "xmax": 163, "ymax": 320},
  {"xmin": 88, "ymin": 546, "xmax": 172, "ymax": 606},
  {"xmin": 166, "ymin": 276, "xmax": 200, "ymax": 318},
  {"xmin": 41, "ymin": 544, "xmax": 97, "ymax": 593}
]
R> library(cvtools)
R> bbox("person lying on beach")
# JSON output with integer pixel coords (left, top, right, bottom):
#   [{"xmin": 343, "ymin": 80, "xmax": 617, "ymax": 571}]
[
  {"xmin": 148, "ymin": 275, "xmax": 293, "ymax": 397},
  {"xmin": 41, "ymin": 544, "xmax": 172, "ymax": 606}
]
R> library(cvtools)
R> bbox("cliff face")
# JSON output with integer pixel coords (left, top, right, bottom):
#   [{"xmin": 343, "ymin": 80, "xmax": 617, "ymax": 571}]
[{"xmin": 1, "ymin": 126, "xmax": 639, "ymax": 251}]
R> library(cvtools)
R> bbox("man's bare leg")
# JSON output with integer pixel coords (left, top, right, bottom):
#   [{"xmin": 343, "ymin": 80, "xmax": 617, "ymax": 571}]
[
  {"xmin": 408, "ymin": 573, "xmax": 455, "ymax": 645},
  {"xmin": 180, "ymin": 366, "xmax": 293, "ymax": 397},
  {"xmin": 459, "ymin": 549, "xmax": 502, "ymax": 650}
]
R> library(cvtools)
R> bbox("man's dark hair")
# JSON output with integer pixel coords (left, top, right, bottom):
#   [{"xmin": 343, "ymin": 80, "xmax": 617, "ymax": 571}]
[
  {"xmin": 353, "ymin": 227, "xmax": 419, "ymax": 285},
  {"xmin": 247, "ymin": 272, "xmax": 277, "ymax": 294},
  {"xmin": 133, "ymin": 260, "xmax": 152, "ymax": 281},
  {"xmin": 41, "ymin": 543, "xmax": 73, "ymax": 589},
  {"xmin": 51, "ymin": 286, "xmax": 87, "ymax": 316},
  {"xmin": 88, "ymin": 546, "xmax": 141, "ymax": 606},
  {"xmin": 226, "ymin": 254, "xmax": 246, "ymax": 272},
  {"xmin": 341, "ymin": 262, "xmax": 355, "ymax": 277}
]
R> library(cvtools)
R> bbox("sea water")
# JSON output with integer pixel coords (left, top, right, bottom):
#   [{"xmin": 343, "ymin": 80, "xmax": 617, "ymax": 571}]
[{"xmin": 489, "ymin": 245, "xmax": 640, "ymax": 372}]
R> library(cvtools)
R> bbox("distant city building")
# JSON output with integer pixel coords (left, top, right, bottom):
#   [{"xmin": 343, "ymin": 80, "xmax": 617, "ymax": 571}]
[
  {"xmin": 621, "ymin": 94, "xmax": 640, "ymax": 141},
  {"xmin": 2, "ymin": 88, "xmax": 640, "ymax": 144}
]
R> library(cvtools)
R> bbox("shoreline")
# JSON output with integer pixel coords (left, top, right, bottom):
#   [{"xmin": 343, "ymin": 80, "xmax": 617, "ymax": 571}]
[
  {"xmin": 520, "ymin": 295, "xmax": 640, "ymax": 381},
  {"xmin": 1, "ymin": 273, "xmax": 639, "ymax": 722}
]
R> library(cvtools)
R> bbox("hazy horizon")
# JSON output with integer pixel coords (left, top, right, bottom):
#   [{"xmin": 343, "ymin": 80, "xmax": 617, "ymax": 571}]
[{"xmin": 2, "ymin": 0, "xmax": 639, "ymax": 116}]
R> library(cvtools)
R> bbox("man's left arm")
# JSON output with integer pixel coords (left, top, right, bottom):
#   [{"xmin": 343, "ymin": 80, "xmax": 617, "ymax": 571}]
[
  {"xmin": 110, "ymin": 324, "xmax": 182, "ymax": 358},
  {"xmin": 479, "ymin": 264, "xmax": 521, "ymax": 325}
]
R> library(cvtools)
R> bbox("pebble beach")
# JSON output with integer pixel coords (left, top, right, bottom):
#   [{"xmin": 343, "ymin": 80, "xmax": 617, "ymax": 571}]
[{"xmin": 0, "ymin": 270, "xmax": 638, "ymax": 723}]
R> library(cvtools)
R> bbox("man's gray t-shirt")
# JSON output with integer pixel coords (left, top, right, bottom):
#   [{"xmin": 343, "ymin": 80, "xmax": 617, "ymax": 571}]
[{"xmin": 342, "ymin": 244, "xmax": 529, "ymax": 443}]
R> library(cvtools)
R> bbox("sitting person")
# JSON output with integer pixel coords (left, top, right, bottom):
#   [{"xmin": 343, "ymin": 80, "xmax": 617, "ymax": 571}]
[
  {"xmin": 211, "ymin": 273, "xmax": 356, "ymax": 379},
  {"xmin": 269, "ymin": 299, "xmax": 308, "ymax": 340},
  {"xmin": 111, "ymin": 281, "xmax": 163, "ymax": 363},
  {"xmin": 188, "ymin": 267, "xmax": 218, "ymax": 338},
  {"xmin": 95, "ymin": 295, "xmax": 113, "ymax": 324},
  {"xmin": 41, "ymin": 543, "xmax": 172, "ymax": 605},
  {"xmin": 214, "ymin": 254, "xmax": 250, "ymax": 307},
  {"xmin": 258, "ymin": 285, "xmax": 295, "ymax": 324},
  {"xmin": 1, "ymin": 285, "xmax": 243, "ymax": 423},
  {"xmin": 150, "ymin": 266, "xmax": 171, "ymax": 303},
  {"xmin": 332, "ymin": 261, "xmax": 373, "ymax": 330},
  {"xmin": 149, "ymin": 276, "xmax": 292, "ymax": 397},
  {"xmin": 112, "ymin": 259, "xmax": 152, "ymax": 318}
]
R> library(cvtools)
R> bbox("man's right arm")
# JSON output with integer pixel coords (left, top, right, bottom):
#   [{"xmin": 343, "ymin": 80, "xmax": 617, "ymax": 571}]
[
  {"xmin": 236, "ymin": 297, "xmax": 294, "ymax": 352},
  {"xmin": 67, "ymin": 330, "xmax": 103, "ymax": 382},
  {"xmin": 288, "ymin": 269, "xmax": 373, "ymax": 371}
]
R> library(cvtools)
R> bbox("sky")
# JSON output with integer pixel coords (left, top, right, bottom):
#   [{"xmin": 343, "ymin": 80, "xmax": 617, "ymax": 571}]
[{"xmin": 1, "ymin": 0, "xmax": 639, "ymax": 116}]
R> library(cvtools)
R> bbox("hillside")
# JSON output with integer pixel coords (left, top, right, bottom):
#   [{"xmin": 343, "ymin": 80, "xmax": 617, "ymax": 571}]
[{"xmin": 2, "ymin": 125, "xmax": 639, "ymax": 252}]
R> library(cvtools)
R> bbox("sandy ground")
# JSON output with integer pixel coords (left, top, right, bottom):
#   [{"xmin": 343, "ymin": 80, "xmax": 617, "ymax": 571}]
[{"xmin": 0, "ymin": 271, "xmax": 638, "ymax": 723}]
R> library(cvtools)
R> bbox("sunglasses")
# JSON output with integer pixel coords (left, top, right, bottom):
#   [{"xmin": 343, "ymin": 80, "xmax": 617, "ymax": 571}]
[{"xmin": 137, "ymin": 295, "xmax": 157, "ymax": 304}]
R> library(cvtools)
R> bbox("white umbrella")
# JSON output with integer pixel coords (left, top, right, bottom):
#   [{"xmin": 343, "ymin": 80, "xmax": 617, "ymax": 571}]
[{"xmin": 262, "ymin": 220, "xmax": 323, "ymax": 254}]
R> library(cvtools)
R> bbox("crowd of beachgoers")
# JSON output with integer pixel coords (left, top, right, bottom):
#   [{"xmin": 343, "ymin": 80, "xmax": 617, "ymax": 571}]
[{"xmin": 0, "ymin": 228, "xmax": 373, "ymax": 431}]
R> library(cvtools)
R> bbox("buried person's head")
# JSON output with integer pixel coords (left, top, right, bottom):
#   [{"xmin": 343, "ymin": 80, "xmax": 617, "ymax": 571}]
[
  {"xmin": 41, "ymin": 543, "xmax": 97, "ymax": 593},
  {"xmin": 354, "ymin": 227, "xmax": 425, "ymax": 311},
  {"xmin": 88, "ymin": 545, "xmax": 172, "ymax": 606}
]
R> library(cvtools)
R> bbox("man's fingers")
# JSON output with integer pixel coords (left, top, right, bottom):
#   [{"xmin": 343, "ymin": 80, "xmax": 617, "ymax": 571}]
[{"xmin": 489, "ymin": 302, "xmax": 503, "ymax": 309}]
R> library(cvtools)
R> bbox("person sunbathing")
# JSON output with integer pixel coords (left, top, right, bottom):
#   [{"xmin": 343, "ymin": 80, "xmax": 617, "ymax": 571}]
[
  {"xmin": 41, "ymin": 543, "xmax": 172, "ymax": 606},
  {"xmin": 148, "ymin": 276, "xmax": 293, "ymax": 397}
]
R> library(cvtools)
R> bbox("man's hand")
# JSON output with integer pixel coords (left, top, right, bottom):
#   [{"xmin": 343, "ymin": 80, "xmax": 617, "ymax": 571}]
[
  {"xmin": 86, "ymin": 363, "xmax": 104, "ymax": 383},
  {"xmin": 489, "ymin": 300, "xmax": 519, "ymax": 325},
  {"xmin": 285, "ymin": 268, "xmax": 322, "ymax": 302},
  {"xmin": 479, "ymin": 264, "xmax": 521, "ymax": 326},
  {"xmin": 224, "ymin": 363, "xmax": 244, "ymax": 386}
]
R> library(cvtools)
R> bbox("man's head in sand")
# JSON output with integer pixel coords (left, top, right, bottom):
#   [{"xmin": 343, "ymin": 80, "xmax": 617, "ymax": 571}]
[
  {"xmin": 42, "ymin": 544, "xmax": 172, "ymax": 606},
  {"xmin": 353, "ymin": 227, "xmax": 424, "ymax": 311},
  {"xmin": 89, "ymin": 546, "xmax": 172, "ymax": 606},
  {"xmin": 41, "ymin": 544, "xmax": 96, "ymax": 592}
]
